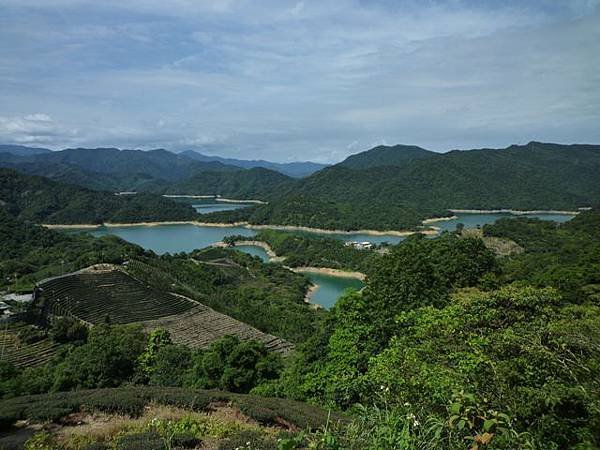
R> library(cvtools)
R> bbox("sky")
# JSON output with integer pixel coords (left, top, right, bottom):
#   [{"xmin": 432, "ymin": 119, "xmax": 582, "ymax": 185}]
[{"xmin": 0, "ymin": 1, "xmax": 599, "ymax": 163}]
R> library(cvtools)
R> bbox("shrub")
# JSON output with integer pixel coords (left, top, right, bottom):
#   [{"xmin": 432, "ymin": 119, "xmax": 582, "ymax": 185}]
[
  {"xmin": 49, "ymin": 316, "xmax": 88, "ymax": 344},
  {"xmin": 17, "ymin": 326, "xmax": 46, "ymax": 344}
]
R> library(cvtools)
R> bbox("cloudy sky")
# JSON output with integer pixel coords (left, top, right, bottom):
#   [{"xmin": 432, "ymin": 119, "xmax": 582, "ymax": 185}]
[{"xmin": 0, "ymin": 0, "xmax": 599, "ymax": 162}]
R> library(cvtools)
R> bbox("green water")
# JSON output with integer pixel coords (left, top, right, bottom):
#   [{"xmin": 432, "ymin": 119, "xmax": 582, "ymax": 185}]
[
  {"xmin": 193, "ymin": 202, "xmax": 251, "ymax": 214},
  {"xmin": 304, "ymin": 273, "xmax": 363, "ymax": 310},
  {"xmin": 81, "ymin": 224, "xmax": 256, "ymax": 254},
  {"xmin": 67, "ymin": 212, "xmax": 573, "ymax": 308},
  {"xmin": 434, "ymin": 212, "xmax": 575, "ymax": 233}
]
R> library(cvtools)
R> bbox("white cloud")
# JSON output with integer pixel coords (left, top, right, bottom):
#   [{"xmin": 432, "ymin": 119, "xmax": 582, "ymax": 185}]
[
  {"xmin": 0, "ymin": 114, "xmax": 78, "ymax": 145},
  {"xmin": 0, "ymin": 1, "xmax": 598, "ymax": 160}
]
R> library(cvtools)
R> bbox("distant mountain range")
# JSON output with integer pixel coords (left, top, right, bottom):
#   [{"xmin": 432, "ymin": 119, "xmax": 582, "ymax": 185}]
[
  {"xmin": 180, "ymin": 150, "xmax": 328, "ymax": 177},
  {"xmin": 337, "ymin": 144, "xmax": 434, "ymax": 169},
  {"xmin": 203, "ymin": 142, "xmax": 600, "ymax": 230},
  {"xmin": 2, "ymin": 141, "xmax": 599, "ymax": 231},
  {"xmin": 0, "ymin": 144, "xmax": 52, "ymax": 157},
  {"xmin": 0, "ymin": 168, "xmax": 197, "ymax": 224},
  {"xmin": 0, "ymin": 145, "xmax": 326, "ymax": 183}
]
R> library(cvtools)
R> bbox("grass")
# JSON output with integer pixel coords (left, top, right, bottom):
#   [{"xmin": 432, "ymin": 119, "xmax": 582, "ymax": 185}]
[{"xmin": 0, "ymin": 386, "xmax": 345, "ymax": 433}]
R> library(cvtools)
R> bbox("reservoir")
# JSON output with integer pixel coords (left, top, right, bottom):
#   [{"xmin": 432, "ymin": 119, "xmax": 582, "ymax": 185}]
[
  {"xmin": 302, "ymin": 273, "xmax": 364, "ymax": 310},
  {"xmin": 192, "ymin": 202, "xmax": 251, "ymax": 214},
  {"xmin": 87, "ymin": 224, "xmax": 256, "ymax": 254},
  {"xmin": 433, "ymin": 212, "xmax": 575, "ymax": 233},
  {"xmin": 69, "ymin": 212, "xmax": 573, "ymax": 309}
]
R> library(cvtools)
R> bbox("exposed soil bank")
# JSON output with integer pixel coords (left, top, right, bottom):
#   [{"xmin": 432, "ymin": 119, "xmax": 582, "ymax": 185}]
[
  {"xmin": 448, "ymin": 208, "xmax": 581, "ymax": 215},
  {"xmin": 163, "ymin": 194, "xmax": 266, "ymax": 204},
  {"xmin": 246, "ymin": 223, "xmax": 436, "ymax": 237},
  {"xmin": 288, "ymin": 266, "xmax": 366, "ymax": 281},
  {"xmin": 44, "ymin": 220, "xmax": 433, "ymax": 237},
  {"xmin": 422, "ymin": 215, "xmax": 458, "ymax": 224}
]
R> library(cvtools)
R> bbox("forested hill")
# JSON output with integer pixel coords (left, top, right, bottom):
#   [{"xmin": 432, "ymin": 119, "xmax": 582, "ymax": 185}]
[
  {"xmin": 0, "ymin": 168, "xmax": 197, "ymax": 224},
  {"xmin": 0, "ymin": 147, "xmax": 239, "ymax": 191},
  {"xmin": 161, "ymin": 167, "xmax": 295, "ymax": 200},
  {"xmin": 181, "ymin": 150, "xmax": 328, "ymax": 177},
  {"xmin": 210, "ymin": 141, "xmax": 600, "ymax": 231},
  {"xmin": 0, "ymin": 144, "xmax": 52, "ymax": 157},
  {"xmin": 337, "ymin": 144, "xmax": 435, "ymax": 169}
]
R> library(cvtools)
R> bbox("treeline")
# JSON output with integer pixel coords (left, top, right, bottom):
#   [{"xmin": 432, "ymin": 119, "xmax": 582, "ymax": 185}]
[
  {"xmin": 0, "ymin": 168, "xmax": 198, "ymax": 224},
  {"xmin": 0, "ymin": 208, "xmax": 148, "ymax": 291},
  {"xmin": 257, "ymin": 211, "xmax": 600, "ymax": 449},
  {"xmin": 237, "ymin": 229, "xmax": 382, "ymax": 273},
  {"xmin": 161, "ymin": 167, "xmax": 294, "ymax": 200},
  {"xmin": 483, "ymin": 208, "xmax": 600, "ymax": 301},
  {"xmin": 0, "ymin": 325, "xmax": 282, "ymax": 399},
  {"xmin": 210, "ymin": 142, "xmax": 600, "ymax": 231}
]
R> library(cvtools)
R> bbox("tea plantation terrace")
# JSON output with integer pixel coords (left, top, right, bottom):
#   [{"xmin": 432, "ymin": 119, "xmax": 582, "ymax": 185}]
[
  {"xmin": 0, "ymin": 323, "xmax": 61, "ymax": 368},
  {"xmin": 33, "ymin": 265, "xmax": 292, "ymax": 353}
]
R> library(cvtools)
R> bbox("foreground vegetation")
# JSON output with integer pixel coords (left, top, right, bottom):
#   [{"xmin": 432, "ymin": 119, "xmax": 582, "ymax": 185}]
[
  {"xmin": 2, "ymin": 185, "xmax": 600, "ymax": 448},
  {"xmin": 0, "ymin": 386, "xmax": 343, "ymax": 450},
  {"xmin": 227, "ymin": 229, "xmax": 382, "ymax": 273},
  {"xmin": 261, "ymin": 210, "xmax": 600, "ymax": 449}
]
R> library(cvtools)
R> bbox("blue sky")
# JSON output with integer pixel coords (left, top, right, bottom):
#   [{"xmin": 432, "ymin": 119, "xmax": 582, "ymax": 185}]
[{"xmin": 0, "ymin": 0, "xmax": 598, "ymax": 162}]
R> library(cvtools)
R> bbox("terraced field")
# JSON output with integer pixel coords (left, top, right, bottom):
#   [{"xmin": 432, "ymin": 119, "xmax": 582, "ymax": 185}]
[
  {"xmin": 140, "ymin": 305, "xmax": 294, "ymax": 354},
  {"xmin": 36, "ymin": 270, "xmax": 195, "ymax": 324},
  {"xmin": 34, "ymin": 267, "xmax": 293, "ymax": 353},
  {"xmin": 0, "ymin": 323, "xmax": 60, "ymax": 368}
]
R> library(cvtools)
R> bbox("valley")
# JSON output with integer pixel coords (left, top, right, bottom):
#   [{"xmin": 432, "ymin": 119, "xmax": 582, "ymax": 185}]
[{"xmin": 1, "ymin": 143, "xmax": 598, "ymax": 450}]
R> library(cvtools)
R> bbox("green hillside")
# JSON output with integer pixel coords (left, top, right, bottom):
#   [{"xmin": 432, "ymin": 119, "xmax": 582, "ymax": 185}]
[
  {"xmin": 162, "ymin": 167, "xmax": 295, "ymax": 200},
  {"xmin": 0, "ymin": 168, "xmax": 197, "ymax": 224},
  {"xmin": 213, "ymin": 142, "xmax": 600, "ymax": 230},
  {"xmin": 338, "ymin": 144, "xmax": 435, "ymax": 169}
]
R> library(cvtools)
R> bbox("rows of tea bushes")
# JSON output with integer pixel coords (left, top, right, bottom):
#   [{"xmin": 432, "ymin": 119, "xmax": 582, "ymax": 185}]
[
  {"xmin": 0, "ymin": 323, "xmax": 60, "ymax": 368},
  {"xmin": 140, "ymin": 305, "xmax": 293, "ymax": 354},
  {"xmin": 37, "ymin": 270, "xmax": 195, "ymax": 324}
]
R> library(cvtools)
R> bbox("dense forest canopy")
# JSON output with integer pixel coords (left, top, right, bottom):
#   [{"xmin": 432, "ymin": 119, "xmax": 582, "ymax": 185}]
[
  {"xmin": 230, "ymin": 142, "xmax": 600, "ymax": 230},
  {"xmin": 0, "ymin": 169, "xmax": 198, "ymax": 224},
  {"xmin": 1, "ymin": 144, "xmax": 600, "ymax": 448},
  {"xmin": 3, "ymin": 142, "xmax": 599, "ymax": 231}
]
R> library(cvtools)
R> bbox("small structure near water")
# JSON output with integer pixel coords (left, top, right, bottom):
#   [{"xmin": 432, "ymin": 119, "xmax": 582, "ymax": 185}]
[{"xmin": 345, "ymin": 240, "xmax": 374, "ymax": 250}]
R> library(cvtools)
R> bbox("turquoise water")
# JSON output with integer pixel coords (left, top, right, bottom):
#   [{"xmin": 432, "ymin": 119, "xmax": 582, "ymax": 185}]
[
  {"xmin": 231, "ymin": 246, "xmax": 363, "ymax": 309},
  {"xmin": 66, "ymin": 212, "xmax": 573, "ymax": 308},
  {"xmin": 82, "ymin": 224, "xmax": 256, "ymax": 254},
  {"xmin": 235, "ymin": 245, "xmax": 270, "ymax": 261},
  {"xmin": 193, "ymin": 203, "xmax": 251, "ymax": 214},
  {"xmin": 304, "ymin": 273, "xmax": 364, "ymax": 309},
  {"xmin": 297, "ymin": 230, "xmax": 405, "ymax": 245},
  {"xmin": 433, "ymin": 212, "xmax": 575, "ymax": 233}
]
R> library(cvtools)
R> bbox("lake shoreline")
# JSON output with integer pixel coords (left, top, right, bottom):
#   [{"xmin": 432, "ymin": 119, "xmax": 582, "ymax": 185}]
[
  {"xmin": 448, "ymin": 208, "xmax": 581, "ymax": 215},
  {"xmin": 288, "ymin": 266, "xmax": 367, "ymax": 281},
  {"xmin": 245, "ymin": 223, "xmax": 436, "ymax": 237},
  {"xmin": 43, "ymin": 220, "xmax": 435, "ymax": 237},
  {"xmin": 41, "ymin": 208, "xmax": 578, "ymax": 233},
  {"xmin": 163, "ymin": 194, "xmax": 266, "ymax": 204},
  {"xmin": 304, "ymin": 284, "xmax": 321, "ymax": 305}
]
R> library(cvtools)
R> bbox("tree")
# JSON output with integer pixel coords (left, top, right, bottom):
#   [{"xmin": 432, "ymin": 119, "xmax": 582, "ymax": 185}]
[
  {"xmin": 185, "ymin": 336, "xmax": 282, "ymax": 393},
  {"xmin": 51, "ymin": 324, "xmax": 146, "ymax": 391},
  {"xmin": 147, "ymin": 344, "xmax": 192, "ymax": 387},
  {"xmin": 49, "ymin": 317, "xmax": 88, "ymax": 344},
  {"xmin": 137, "ymin": 328, "xmax": 173, "ymax": 383}
]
